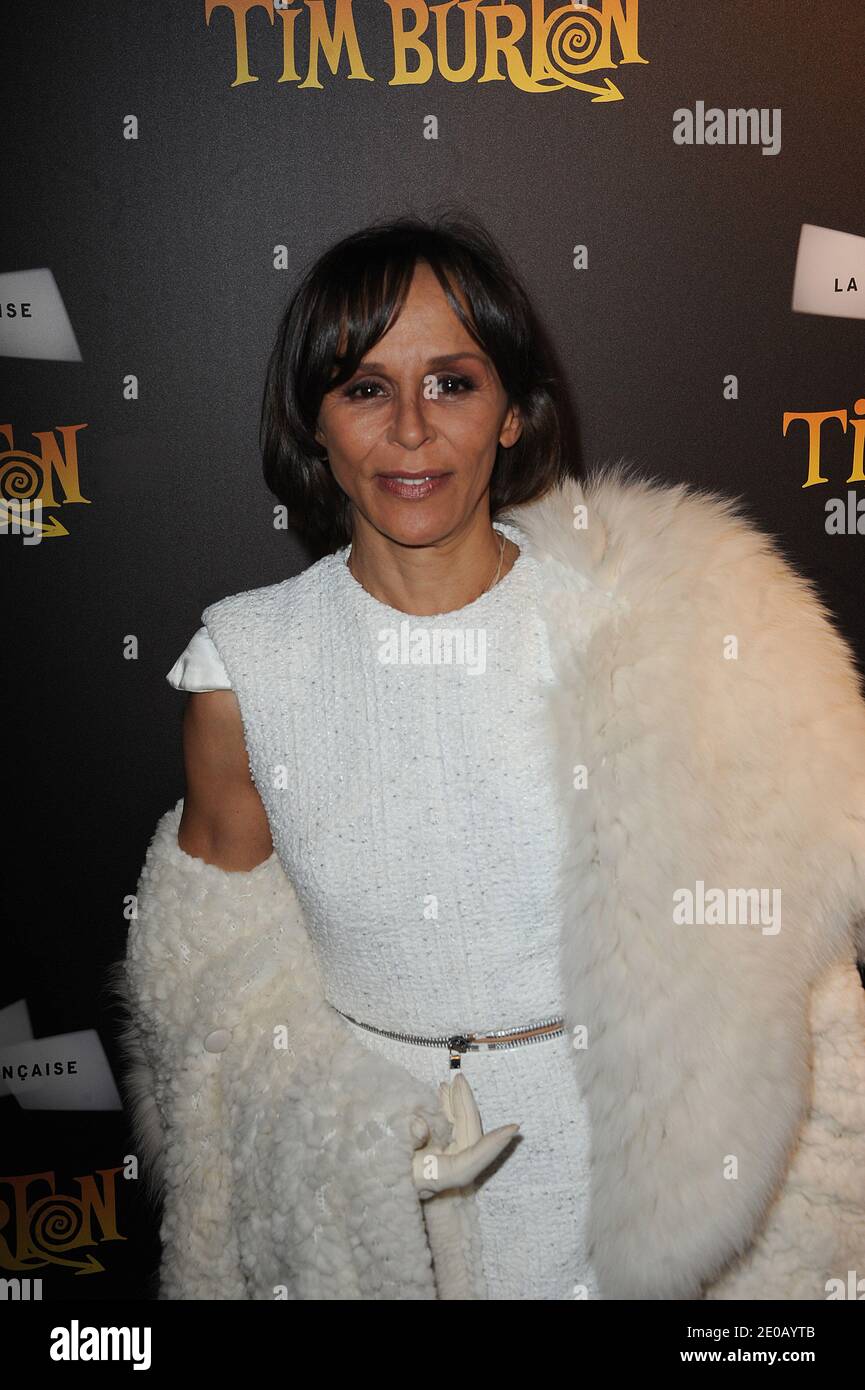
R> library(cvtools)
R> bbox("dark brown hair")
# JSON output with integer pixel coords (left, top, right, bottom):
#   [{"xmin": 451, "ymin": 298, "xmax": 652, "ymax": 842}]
[{"xmin": 259, "ymin": 211, "xmax": 578, "ymax": 552}]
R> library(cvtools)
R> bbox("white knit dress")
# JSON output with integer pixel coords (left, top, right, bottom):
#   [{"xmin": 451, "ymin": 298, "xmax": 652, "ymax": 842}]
[{"xmin": 167, "ymin": 521, "xmax": 600, "ymax": 1300}]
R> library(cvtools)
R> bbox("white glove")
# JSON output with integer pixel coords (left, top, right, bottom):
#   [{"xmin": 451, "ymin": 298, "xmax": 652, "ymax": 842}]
[{"xmin": 410, "ymin": 1071, "xmax": 520, "ymax": 1199}]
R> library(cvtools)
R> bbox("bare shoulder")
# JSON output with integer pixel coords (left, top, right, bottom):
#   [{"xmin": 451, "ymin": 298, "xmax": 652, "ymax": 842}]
[{"xmin": 177, "ymin": 690, "xmax": 273, "ymax": 870}]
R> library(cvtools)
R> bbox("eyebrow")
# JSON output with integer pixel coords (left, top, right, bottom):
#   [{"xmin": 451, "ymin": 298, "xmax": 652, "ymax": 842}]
[{"xmin": 352, "ymin": 351, "xmax": 489, "ymax": 372}]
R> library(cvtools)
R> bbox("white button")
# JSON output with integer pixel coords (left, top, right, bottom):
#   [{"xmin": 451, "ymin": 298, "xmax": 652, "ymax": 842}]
[{"xmin": 204, "ymin": 1029, "xmax": 232, "ymax": 1053}]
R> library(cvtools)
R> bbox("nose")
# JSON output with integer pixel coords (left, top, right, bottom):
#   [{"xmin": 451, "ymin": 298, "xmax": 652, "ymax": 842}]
[{"xmin": 388, "ymin": 383, "xmax": 433, "ymax": 452}]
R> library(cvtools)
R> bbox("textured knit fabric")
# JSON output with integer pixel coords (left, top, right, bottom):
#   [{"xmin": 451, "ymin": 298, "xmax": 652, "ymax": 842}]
[{"xmin": 170, "ymin": 521, "xmax": 599, "ymax": 1299}]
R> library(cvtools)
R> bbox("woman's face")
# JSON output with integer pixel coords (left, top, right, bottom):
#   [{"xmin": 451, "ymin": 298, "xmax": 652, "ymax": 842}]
[{"xmin": 314, "ymin": 260, "xmax": 522, "ymax": 547}]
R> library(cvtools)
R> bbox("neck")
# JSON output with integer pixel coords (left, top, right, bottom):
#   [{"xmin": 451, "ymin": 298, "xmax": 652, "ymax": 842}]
[{"xmin": 345, "ymin": 516, "xmax": 520, "ymax": 617}]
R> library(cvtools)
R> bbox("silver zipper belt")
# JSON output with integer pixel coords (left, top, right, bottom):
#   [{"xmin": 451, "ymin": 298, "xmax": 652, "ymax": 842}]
[{"xmin": 332, "ymin": 1007, "xmax": 565, "ymax": 1069}]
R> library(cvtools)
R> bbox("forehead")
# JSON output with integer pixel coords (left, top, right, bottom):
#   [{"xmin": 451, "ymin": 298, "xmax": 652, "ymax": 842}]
[
  {"xmin": 367, "ymin": 263, "xmax": 475, "ymax": 352},
  {"xmin": 332, "ymin": 258, "xmax": 482, "ymax": 366},
  {"xmin": 401, "ymin": 259, "xmax": 469, "ymax": 315}
]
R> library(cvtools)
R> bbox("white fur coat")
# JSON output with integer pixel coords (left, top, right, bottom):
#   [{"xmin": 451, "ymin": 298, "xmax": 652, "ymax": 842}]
[{"xmin": 110, "ymin": 464, "xmax": 865, "ymax": 1300}]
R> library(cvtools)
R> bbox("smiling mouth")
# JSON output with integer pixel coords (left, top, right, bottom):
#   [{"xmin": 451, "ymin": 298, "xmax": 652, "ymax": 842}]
[
  {"xmin": 374, "ymin": 473, "xmax": 453, "ymax": 499},
  {"xmin": 376, "ymin": 472, "xmax": 450, "ymax": 481}
]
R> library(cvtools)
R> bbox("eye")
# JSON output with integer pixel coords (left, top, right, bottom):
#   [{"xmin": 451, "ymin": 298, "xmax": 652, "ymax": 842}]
[
  {"xmin": 343, "ymin": 378, "xmax": 385, "ymax": 400},
  {"xmin": 433, "ymin": 373, "xmax": 475, "ymax": 396},
  {"xmin": 343, "ymin": 373, "xmax": 475, "ymax": 400}
]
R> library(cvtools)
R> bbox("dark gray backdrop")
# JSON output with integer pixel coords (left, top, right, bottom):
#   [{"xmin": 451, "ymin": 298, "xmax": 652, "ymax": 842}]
[{"xmin": 3, "ymin": 0, "xmax": 864, "ymax": 1298}]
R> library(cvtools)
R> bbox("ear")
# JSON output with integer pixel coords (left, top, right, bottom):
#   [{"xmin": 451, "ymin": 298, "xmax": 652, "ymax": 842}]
[{"xmin": 499, "ymin": 402, "xmax": 523, "ymax": 450}]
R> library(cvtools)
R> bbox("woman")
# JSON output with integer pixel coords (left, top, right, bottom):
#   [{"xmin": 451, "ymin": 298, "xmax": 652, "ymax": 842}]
[{"xmin": 113, "ymin": 214, "xmax": 865, "ymax": 1301}]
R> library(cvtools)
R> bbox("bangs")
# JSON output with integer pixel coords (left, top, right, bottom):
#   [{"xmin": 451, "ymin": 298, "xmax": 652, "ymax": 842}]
[{"xmin": 312, "ymin": 247, "xmax": 485, "ymax": 393}]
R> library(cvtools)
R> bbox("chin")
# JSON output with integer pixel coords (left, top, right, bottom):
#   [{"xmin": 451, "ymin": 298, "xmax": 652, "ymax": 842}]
[
  {"xmin": 361, "ymin": 487, "xmax": 468, "ymax": 547},
  {"xmin": 379, "ymin": 506, "xmax": 470, "ymax": 542}
]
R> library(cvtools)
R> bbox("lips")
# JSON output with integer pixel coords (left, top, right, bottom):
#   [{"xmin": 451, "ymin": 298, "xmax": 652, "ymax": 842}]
[{"xmin": 374, "ymin": 473, "xmax": 453, "ymax": 501}]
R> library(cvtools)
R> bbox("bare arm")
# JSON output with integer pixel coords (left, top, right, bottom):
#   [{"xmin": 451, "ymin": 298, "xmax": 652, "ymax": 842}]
[{"xmin": 176, "ymin": 690, "xmax": 273, "ymax": 870}]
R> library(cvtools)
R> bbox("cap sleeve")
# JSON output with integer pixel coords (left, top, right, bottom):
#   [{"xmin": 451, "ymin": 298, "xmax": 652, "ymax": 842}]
[{"xmin": 165, "ymin": 625, "xmax": 232, "ymax": 692}]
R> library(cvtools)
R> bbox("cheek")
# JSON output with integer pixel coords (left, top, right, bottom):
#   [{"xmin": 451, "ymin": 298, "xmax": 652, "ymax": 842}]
[
  {"xmin": 439, "ymin": 398, "xmax": 503, "ymax": 456},
  {"xmin": 325, "ymin": 410, "xmax": 386, "ymax": 469},
  {"xmin": 323, "ymin": 404, "xmax": 369, "ymax": 446}
]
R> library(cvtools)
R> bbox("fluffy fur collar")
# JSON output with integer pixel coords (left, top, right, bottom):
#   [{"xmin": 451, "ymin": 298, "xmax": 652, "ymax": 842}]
[{"xmin": 500, "ymin": 463, "xmax": 865, "ymax": 1297}]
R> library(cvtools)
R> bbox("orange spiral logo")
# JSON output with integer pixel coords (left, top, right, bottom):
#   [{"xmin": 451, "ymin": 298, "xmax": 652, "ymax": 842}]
[
  {"xmin": 28, "ymin": 1195, "xmax": 84, "ymax": 1255},
  {"xmin": 0, "ymin": 452, "xmax": 42, "ymax": 501},
  {"xmin": 544, "ymin": 5, "xmax": 604, "ymax": 76}
]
